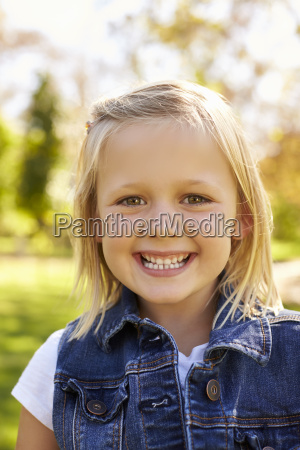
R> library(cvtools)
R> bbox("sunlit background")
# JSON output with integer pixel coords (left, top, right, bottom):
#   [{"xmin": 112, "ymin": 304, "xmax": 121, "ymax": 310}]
[{"xmin": 1, "ymin": 0, "xmax": 300, "ymax": 447}]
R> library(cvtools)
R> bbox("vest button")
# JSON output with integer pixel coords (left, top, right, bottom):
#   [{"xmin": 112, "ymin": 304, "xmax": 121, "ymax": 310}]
[
  {"xmin": 206, "ymin": 379, "xmax": 220, "ymax": 401},
  {"xmin": 87, "ymin": 400, "xmax": 107, "ymax": 415}
]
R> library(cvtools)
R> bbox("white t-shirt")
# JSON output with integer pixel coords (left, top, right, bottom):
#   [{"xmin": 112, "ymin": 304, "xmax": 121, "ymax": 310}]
[{"xmin": 11, "ymin": 330, "xmax": 208, "ymax": 431}]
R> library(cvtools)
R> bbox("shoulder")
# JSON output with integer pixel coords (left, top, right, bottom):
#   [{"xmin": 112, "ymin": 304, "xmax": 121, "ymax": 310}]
[
  {"xmin": 266, "ymin": 308, "xmax": 300, "ymax": 359},
  {"xmin": 267, "ymin": 307, "xmax": 300, "ymax": 324},
  {"xmin": 12, "ymin": 328, "xmax": 65, "ymax": 430},
  {"xmin": 15, "ymin": 328, "xmax": 65, "ymax": 379},
  {"xmin": 56, "ymin": 316, "xmax": 100, "ymax": 357},
  {"xmin": 267, "ymin": 307, "xmax": 300, "ymax": 337},
  {"xmin": 55, "ymin": 316, "xmax": 107, "ymax": 377},
  {"xmin": 31, "ymin": 328, "xmax": 66, "ymax": 366}
]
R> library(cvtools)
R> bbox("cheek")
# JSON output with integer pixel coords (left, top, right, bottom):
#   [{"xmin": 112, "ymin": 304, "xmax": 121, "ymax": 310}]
[
  {"xmin": 189, "ymin": 204, "xmax": 237, "ymax": 234},
  {"xmin": 101, "ymin": 236, "xmax": 130, "ymax": 273},
  {"xmin": 184, "ymin": 212, "xmax": 235, "ymax": 239},
  {"xmin": 196, "ymin": 234, "xmax": 232, "ymax": 264}
]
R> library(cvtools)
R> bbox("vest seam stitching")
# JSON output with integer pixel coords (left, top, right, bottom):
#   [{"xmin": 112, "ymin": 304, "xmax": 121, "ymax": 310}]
[
  {"xmin": 138, "ymin": 340, "xmax": 148, "ymax": 449},
  {"xmin": 74, "ymin": 395, "xmax": 79, "ymax": 450},
  {"xmin": 207, "ymin": 342, "xmax": 266, "ymax": 356},
  {"xmin": 55, "ymin": 373, "xmax": 125, "ymax": 384},
  {"xmin": 190, "ymin": 419, "xmax": 300, "ymax": 426},
  {"xmin": 125, "ymin": 429, "xmax": 129, "ymax": 450},
  {"xmin": 189, "ymin": 412, "xmax": 300, "ymax": 421},
  {"xmin": 269, "ymin": 315, "xmax": 300, "ymax": 322},
  {"xmin": 217, "ymin": 372, "xmax": 228, "ymax": 450},
  {"xmin": 118, "ymin": 406, "xmax": 122, "ymax": 450},
  {"xmin": 188, "ymin": 367, "xmax": 195, "ymax": 450},
  {"xmin": 127, "ymin": 360, "xmax": 175, "ymax": 371},
  {"xmin": 112, "ymin": 412, "xmax": 118, "ymax": 450},
  {"xmin": 204, "ymin": 352, "xmax": 225, "ymax": 362},
  {"xmin": 127, "ymin": 354, "xmax": 174, "ymax": 366},
  {"xmin": 172, "ymin": 360, "xmax": 187, "ymax": 449},
  {"xmin": 110, "ymin": 389, "xmax": 119, "ymax": 419},
  {"xmin": 63, "ymin": 392, "xmax": 67, "ymax": 450},
  {"xmin": 258, "ymin": 317, "xmax": 266, "ymax": 354},
  {"xmin": 78, "ymin": 407, "xmax": 83, "ymax": 449}
]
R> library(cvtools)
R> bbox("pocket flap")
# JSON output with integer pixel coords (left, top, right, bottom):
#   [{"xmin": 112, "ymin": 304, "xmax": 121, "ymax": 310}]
[{"xmin": 59, "ymin": 377, "xmax": 129, "ymax": 423}]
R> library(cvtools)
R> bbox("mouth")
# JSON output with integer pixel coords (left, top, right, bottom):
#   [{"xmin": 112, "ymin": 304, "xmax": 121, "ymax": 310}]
[
  {"xmin": 140, "ymin": 252, "xmax": 191, "ymax": 270},
  {"xmin": 135, "ymin": 252, "xmax": 196, "ymax": 275},
  {"xmin": 132, "ymin": 251, "xmax": 196, "ymax": 277}
]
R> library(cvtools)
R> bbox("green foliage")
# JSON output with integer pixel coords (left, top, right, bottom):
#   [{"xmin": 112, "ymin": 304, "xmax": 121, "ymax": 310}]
[
  {"xmin": 17, "ymin": 73, "xmax": 62, "ymax": 225},
  {"xmin": 272, "ymin": 199, "xmax": 300, "ymax": 241},
  {"xmin": 0, "ymin": 119, "xmax": 13, "ymax": 167},
  {"xmin": 260, "ymin": 133, "xmax": 300, "ymax": 242},
  {"xmin": 0, "ymin": 78, "xmax": 70, "ymax": 252},
  {"xmin": 260, "ymin": 134, "xmax": 300, "ymax": 207},
  {"xmin": 144, "ymin": 0, "xmax": 276, "ymax": 99},
  {"xmin": 147, "ymin": 4, "xmax": 211, "ymax": 50},
  {"xmin": 271, "ymin": 239, "xmax": 300, "ymax": 261},
  {"xmin": 0, "ymin": 119, "xmax": 21, "ymax": 213}
]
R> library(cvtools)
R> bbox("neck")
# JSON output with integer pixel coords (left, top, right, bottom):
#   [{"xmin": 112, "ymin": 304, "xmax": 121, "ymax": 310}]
[{"xmin": 137, "ymin": 283, "xmax": 218, "ymax": 357}]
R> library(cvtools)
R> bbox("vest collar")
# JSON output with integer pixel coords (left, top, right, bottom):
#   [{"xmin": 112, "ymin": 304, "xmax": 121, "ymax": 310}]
[
  {"xmin": 95, "ymin": 285, "xmax": 272, "ymax": 366},
  {"xmin": 94, "ymin": 285, "xmax": 140, "ymax": 352},
  {"xmin": 205, "ymin": 293, "xmax": 272, "ymax": 366}
]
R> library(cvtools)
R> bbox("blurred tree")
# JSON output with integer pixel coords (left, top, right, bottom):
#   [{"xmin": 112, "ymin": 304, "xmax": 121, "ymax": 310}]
[
  {"xmin": 17, "ymin": 73, "xmax": 62, "ymax": 227},
  {"xmin": 0, "ymin": 118, "xmax": 20, "ymax": 212},
  {"xmin": 0, "ymin": 10, "xmax": 46, "ymax": 52},
  {"xmin": 113, "ymin": 0, "xmax": 300, "ymax": 145},
  {"xmin": 260, "ymin": 132, "xmax": 300, "ymax": 241},
  {"xmin": 0, "ymin": 7, "xmax": 61, "ymax": 109}
]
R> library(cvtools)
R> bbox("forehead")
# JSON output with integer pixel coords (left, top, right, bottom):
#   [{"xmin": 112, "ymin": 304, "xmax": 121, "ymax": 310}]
[{"xmin": 97, "ymin": 121, "xmax": 235, "ymax": 191}]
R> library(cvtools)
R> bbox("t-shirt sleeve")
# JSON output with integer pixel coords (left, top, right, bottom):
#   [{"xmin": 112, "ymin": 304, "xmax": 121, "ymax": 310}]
[{"xmin": 11, "ymin": 328, "xmax": 64, "ymax": 431}]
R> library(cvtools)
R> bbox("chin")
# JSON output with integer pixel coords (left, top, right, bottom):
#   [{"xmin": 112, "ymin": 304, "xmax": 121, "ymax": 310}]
[{"xmin": 141, "ymin": 290, "xmax": 187, "ymax": 305}]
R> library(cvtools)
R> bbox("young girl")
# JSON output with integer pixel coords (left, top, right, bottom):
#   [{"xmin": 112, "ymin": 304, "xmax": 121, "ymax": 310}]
[{"xmin": 13, "ymin": 81, "xmax": 300, "ymax": 449}]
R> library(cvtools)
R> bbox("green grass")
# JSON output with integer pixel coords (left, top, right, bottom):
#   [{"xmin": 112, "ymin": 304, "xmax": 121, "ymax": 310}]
[{"xmin": 0, "ymin": 256, "xmax": 79, "ymax": 450}]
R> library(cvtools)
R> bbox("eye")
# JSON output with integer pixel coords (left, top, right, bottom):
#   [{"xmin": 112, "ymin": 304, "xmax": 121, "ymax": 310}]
[
  {"xmin": 118, "ymin": 196, "xmax": 146, "ymax": 207},
  {"xmin": 182, "ymin": 195, "xmax": 211, "ymax": 205}
]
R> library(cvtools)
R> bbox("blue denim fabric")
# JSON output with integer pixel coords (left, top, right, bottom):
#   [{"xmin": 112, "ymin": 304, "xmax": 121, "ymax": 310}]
[{"xmin": 53, "ymin": 285, "xmax": 300, "ymax": 449}]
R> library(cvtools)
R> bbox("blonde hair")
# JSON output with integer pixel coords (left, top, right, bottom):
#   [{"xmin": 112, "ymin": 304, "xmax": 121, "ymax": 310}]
[{"xmin": 70, "ymin": 80, "xmax": 283, "ymax": 339}]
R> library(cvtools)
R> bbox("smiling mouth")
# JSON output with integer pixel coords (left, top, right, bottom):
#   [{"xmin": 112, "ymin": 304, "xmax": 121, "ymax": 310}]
[{"xmin": 140, "ymin": 253, "xmax": 191, "ymax": 270}]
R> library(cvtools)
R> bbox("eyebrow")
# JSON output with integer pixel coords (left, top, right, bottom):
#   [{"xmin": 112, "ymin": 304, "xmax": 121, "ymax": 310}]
[
  {"xmin": 113, "ymin": 182, "xmax": 147, "ymax": 190},
  {"xmin": 111, "ymin": 179, "xmax": 222, "ymax": 192},
  {"xmin": 180, "ymin": 179, "xmax": 221, "ymax": 190}
]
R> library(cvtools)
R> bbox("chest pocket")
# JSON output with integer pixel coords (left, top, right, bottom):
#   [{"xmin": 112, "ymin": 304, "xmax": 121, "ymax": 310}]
[{"xmin": 57, "ymin": 377, "xmax": 129, "ymax": 450}]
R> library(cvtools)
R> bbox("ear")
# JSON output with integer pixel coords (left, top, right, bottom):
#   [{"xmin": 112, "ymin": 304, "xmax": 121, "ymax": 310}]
[{"xmin": 232, "ymin": 207, "xmax": 253, "ymax": 241}]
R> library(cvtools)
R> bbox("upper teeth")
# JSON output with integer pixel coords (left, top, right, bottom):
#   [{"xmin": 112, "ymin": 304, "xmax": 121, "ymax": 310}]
[{"xmin": 141, "ymin": 253, "xmax": 189, "ymax": 265}]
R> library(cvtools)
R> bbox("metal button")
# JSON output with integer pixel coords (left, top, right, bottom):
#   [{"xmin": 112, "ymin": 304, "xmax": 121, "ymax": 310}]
[
  {"xmin": 206, "ymin": 379, "xmax": 220, "ymax": 401},
  {"xmin": 87, "ymin": 400, "xmax": 107, "ymax": 415},
  {"xmin": 262, "ymin": 448, "xmax": 275, "ymax": 450}
]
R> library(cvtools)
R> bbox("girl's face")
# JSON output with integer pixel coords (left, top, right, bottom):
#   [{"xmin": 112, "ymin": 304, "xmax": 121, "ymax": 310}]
[{"xmin": 97, "ymin": 122, "xmax": 238, "ymax": 314}]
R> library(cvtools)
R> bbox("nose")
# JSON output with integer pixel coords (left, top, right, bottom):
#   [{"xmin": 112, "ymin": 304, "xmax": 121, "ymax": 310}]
[{"xmin": 146, "ymin": 203, "xmax": 183, "ymax": 238}]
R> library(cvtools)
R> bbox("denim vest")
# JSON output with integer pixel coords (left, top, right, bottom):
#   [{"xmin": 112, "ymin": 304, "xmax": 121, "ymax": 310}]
[{"xmin": 53, "ymin": 285, "xmax": 300, "ymax": 449}]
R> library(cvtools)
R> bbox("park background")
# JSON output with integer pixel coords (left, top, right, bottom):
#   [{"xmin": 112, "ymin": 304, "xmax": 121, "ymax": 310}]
[{"xmin": 1, "ymin": 0, "xmax": 300, "ymax": 447}]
